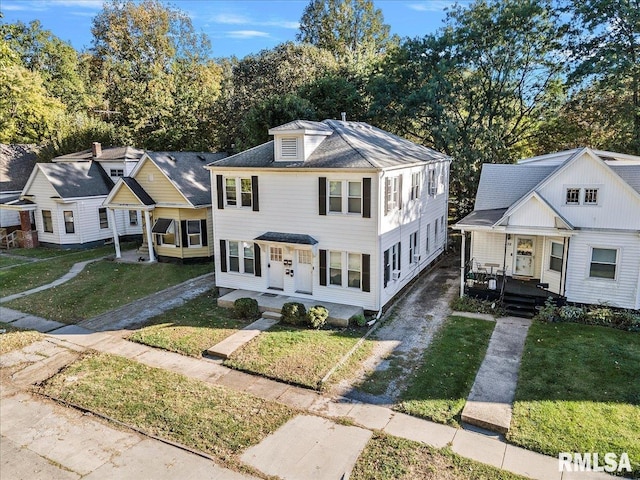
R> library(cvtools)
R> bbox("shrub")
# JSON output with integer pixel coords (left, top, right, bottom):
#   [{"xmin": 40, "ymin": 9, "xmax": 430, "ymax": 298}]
[
  {"xmin": 307, "ymin": 305, "xmax": 329, "ymax": 329},
  {"xmin": 281, "ymin": 302, "xmax": 307, "ymax": 326},
  {"xmin": 233, "ymin": 298, "xmax": 260, "ymax": 320},
  {"xmin": 350, "ymin": 313, "xmax": 367, "ymax": 327},
  {"xmin": 535, "ymin": 299, "xmax": 640, "ymax": 332},
  {"xmin": 450, "ymin": 295, "xmax": 506, "ymax": 316},
  {"xmin": 533, "ymin": 297, "xmax": 558, "ymax": 323},
  {"xmin": 558, "ymin": 305, "xmax": 585, "ymax": 322}
]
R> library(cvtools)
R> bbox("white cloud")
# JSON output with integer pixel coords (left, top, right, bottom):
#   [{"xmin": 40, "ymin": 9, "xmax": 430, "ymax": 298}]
[
  {"xmin": 210, "ymin": 12, "xmax": 298, "ymax": 30},
  {"xmin": 48, "ymin": 0, "xmax": 103, "ymax": 8},
  {"xmin": 1, "ymin": 0, "xmax": 101, "ymax": 12},
  {"xmin": 212, "ymin": 13, "xmax": 250, "ymax": 25},
  {"xmin": 407, "ymin": 1, "xmax": 464, "ymax": 12},
  {"xmin": 1, "ymin": 1, "xmax": 45, "ymax": 11},
  {"xmin": 227, "ymin": 30, "xmax": 271, "ymax": 39}
]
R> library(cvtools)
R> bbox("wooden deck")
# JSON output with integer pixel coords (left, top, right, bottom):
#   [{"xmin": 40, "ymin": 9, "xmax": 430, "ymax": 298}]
[{"xmin": 466, "ymin": 276, "xmax": 564, "ymax": 303}]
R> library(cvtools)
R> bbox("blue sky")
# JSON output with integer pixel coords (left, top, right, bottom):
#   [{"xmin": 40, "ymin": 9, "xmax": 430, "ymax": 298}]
[{"xmin": 1, "ymin": 0, "xmax": 466, "ymax": 58}]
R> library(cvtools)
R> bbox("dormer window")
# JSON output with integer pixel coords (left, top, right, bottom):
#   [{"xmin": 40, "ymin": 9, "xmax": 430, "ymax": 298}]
[{"xmin": 280, "ymin": 137, "xmax": 299, "ymax": 160}]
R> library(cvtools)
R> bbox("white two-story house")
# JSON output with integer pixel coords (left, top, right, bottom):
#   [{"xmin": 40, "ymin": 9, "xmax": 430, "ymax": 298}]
[
  {"xmin": 454, "ymin": 148, "xmax": 640, "ymax": 310},
  {"xmin": 206, "ymin": 120, "xmax": 451, "ymax": 313}
]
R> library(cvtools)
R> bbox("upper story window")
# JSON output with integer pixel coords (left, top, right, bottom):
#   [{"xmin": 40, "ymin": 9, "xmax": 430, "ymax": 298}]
[
  {"xmin": 384, "ymin": 176, "xmax": 400, "ymax": 214},
  {"xmin": 584, "ymin": 188, "xmax": 598, "ymax": 204},
  {"xmin": 428, "ymin": 169, "xmax": 437, "ymax": 196},
  {"xmin": 566, "ymin": 188, "xmax": 580, "ymax": 205},
  {"xmin": 98, "ymin": 208, "xmax": 109, "ymax": 229},
  {"xmin": 328, "ymin": 180, "xmax": 362, "ymax": 214},
  {"xmin": 589, "ymin": 247, "xmax": 617, "ymax": 280},
  {"xmin": 110, "ymin": 168, "xmax": 124, "ymax": 177},
  {"xmin": 280, "ymin": 137, "xmax": 299, "ymax": 159},
  {"xmin": 225, "ymin": 177, "xmax": 252, "ymax": 208},
  {"xmin": 410, "ymin": 172, "xmax": 421, "ymax": 200}
]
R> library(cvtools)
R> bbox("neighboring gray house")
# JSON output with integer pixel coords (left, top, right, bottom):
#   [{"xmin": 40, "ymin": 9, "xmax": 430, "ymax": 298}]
[
  {"xmin": 0, "ymin": 144, "xmax": 38, "ymax": 228},
  {"xmin": 454, "ymin": 147, "xmax": 640, "ymax": 310}
]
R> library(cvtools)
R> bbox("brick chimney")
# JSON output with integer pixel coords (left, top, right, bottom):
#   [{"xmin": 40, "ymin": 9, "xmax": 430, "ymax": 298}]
[{"xmin": 92, "ymin": 142, "xmax": 102, "ymax": 158}]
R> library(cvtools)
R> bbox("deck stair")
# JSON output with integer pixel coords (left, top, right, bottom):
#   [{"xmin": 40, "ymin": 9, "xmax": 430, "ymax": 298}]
[{"xmin": 502, "ymin": 292, "xmax": 537, "ymax": 318}]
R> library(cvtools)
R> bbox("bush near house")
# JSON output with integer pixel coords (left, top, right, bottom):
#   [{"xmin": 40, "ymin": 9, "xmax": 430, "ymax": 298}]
[
  {"xmin": 307, "ymin": 305, "xmax": 329, "ymax": 329},
  {"xmin": 535, "ymin": 298, "xmax": 640, "ymax": 332},
  {"xmin": 232, "ymin": 298, "xmax": 260, "ymax": 320},
  {"xmin": 450, "ymin": 295, "xmax": 506, "ymax": 317},
  {"xmin": 350, "ymin": 313, "xmax": 367, "ymax": 327},
  {"xmin": 280, "ymin": 302, "xmax": 307, "ymax": 326}
]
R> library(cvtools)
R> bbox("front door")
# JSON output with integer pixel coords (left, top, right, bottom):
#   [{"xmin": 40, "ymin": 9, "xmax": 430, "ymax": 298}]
[
  {"xmin": 295, "ymin": 250, "xmax": 313, "ymax": 294},
  {"xmin": 268, "ymin": 246, "xmax": 284, "ymax": 290},
  {"xmin": 514, "ymin": 236, "xmax": 535, "ymax": 276}
]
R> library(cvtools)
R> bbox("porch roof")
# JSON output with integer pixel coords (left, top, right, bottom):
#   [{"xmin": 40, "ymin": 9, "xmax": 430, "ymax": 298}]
[
  {"xmin": 455, "ymin": 208, "xmax": 507, "ymax": 228},
  {"xmin": 254, "ymin": 232, "xmax": 319, "ymax": 245},
  {"xmin": 0, "ymin": 196, "xmax": 36, "ymax": 211}
]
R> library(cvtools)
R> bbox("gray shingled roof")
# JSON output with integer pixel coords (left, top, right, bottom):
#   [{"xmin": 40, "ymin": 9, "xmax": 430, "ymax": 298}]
[
  {"xmin": 456, "ymin": 208, "xmax": 508, "ymax": 227},
  {"xmin": 610, "ymin": 165, "xmax": 640, "ymax": 195},
  {"xmin": 255, "ymin": 232, "xmax": 319, "ymax": 245},
  {"xmin": 122, "ymin": 177, "xmax": 155, "ymax": 205},
  {"xmin": 210, "ymin": 120, "xmax": 449, "ymax": 170},
  {"xmin": 1, "ymin": 144, "xmax": 38, "ymax": 192},
  {"xmin": 38, "ymin": 161, "xmax": 114, "ymax": 198},
  {"xmin": 54, "ymin": 146, "xmax": 145, "ymax": 162},
  {"xmin": 147, "ymin": 151, "xmax": 227, "ymax": 206},
  {"xmin": 474, "ymin": 164, "xmax": 558, "ymax": 210},
  {"xmin": 269, "ymin": 120, "xmax": 333, "ymax": 132}
]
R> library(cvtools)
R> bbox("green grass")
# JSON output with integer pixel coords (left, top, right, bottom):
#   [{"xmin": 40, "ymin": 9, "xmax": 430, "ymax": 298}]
[
  {"xmin": 0, "ymin": 321, "xmax": 44, "ymax": 354},
  {"xmin": 40, "ymin": 353, "xmax": 294, "ymax": 473},
  {"xmin": 0, "ymin": 255, "xmax": 29, "ymax": 268},
  {"xmin": 5, "ymin": 260, "xmax": 212, "ymax": 323},
  {"xmin": 4, "ymin": 246, "xmax": 82, "ymax": 259},
  {"xmin": 128, "ymin": 291, "xmax": 248, "ymax": 357},
  {"xmin": 508, "ymin": 321, "xmax": 640, "ymax": 476},
  {"xmin": 224, "ymin": 324, "xmax": 373, "ymax": 390},
  {"xmin": 395, "ymin": 316, "xmax": 495, "ymax": 426},
  {"xmin": 351, "ymin": 432, "xmax": 528, "ymax": 480},
  {"xmin": 0, "ymin": 244, "xmax": 127, "ymax": 297}
]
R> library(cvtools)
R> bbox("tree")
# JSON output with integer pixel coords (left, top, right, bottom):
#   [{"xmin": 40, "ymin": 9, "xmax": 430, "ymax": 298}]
[
  {"xmin": 239, "ymin": 94, "xmax": 317, "ymax": 149},
  {"xmin": 298, "ymin": 74, "xmax": 367, "ymax": 120},
  {"xmin": 563, "ymin": 0, "xmax": 640, "ymax": 153},
  {"xmin": 1, "ymin": 20, "xmax": 88, "ymax": 111},
  {"xmin": 297, "ymin": 0, "xmax": 393, "ymax": 65},
  {"xmin": 90, "ymin": 0, "xmax": 216, "ymax": 148},
  {"xmin": 368, "ymin": 0, "xmax": 565, "ymax": 216}
]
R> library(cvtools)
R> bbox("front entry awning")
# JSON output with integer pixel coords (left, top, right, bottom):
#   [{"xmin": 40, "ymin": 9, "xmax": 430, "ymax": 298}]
[
  {"xmin": 151, "ymin": 218, "xmax": 175, "ymax": 234},
  {"xmin": 0, "ymin": 197, "xmax": 36, "ymax": 211},
  {"xmin": 254, "ymin": 232, "xmax": 318, "ymax": 246}
]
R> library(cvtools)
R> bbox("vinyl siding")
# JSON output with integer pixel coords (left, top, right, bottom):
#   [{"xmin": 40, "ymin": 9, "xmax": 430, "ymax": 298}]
[
  {"xmin": 508, "ymin": 196, "xmax": 558, "ymax": 228},
  {"xmin": 136, "ymin": 161, "xmax": 187, "ymax": 205},
  {"xmin": 110, "ymin": 184, "xmax": 143, "ymax": 206},
  {"xmin": 152, "ymin": 207, "xmax": 212, "ymax": 259}
]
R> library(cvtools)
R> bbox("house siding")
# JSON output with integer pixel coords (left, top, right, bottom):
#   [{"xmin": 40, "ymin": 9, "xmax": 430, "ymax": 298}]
[
  {"xmin": 152, "ymin": 207, "xmax": 213, "ymax": 260},
  {"xmin": 136, "ymin": 161, "xmax": 186, "ymax": 205}
]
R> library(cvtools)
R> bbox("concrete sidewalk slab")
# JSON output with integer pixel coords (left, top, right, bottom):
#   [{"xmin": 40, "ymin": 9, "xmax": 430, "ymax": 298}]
[
  {"xmin": 241, "ymin": 415, "xmax": 372, "ymax": 480},
  {"xmin": 451, "ymin": 428, "xmax": 506, "ymax": 468},
  {"xmin": 1, "ymin": 436, "xmax": 80, "ymax": 480},
  {"xmin": 0, "ymin": 307, "xmax": 27, "ymax": 322},
  {"xmin": 206, "ymin": 317, "xmax": 278, "ymax": 359},
  {"xmin": 276, "ymin": 386, "xmax": 319, "ymax": 410},
  {"xmin": 347, "ymin": 402, "xmax": 393, "ymax": 430},
  {"xmin": 382, "ymin": 411, "xmax": 456, "ymax": 449},
  {"xmin": 10, "ymin": 315, "xmax": 65, "ymax": 333},
  {"xmin": 502, "ymin": 444, "xmax": 562, "ymax": 480},
  {"xmin": 461, "ymin": 317, "xmax": 531, "ymax": 433},
  {"xmin": 11, "ymin": 350, "xmax": 79, "ymax": 387},
  {"xmin": 47, "ymin": 325, "xmax": 108, "ymax": 347}
]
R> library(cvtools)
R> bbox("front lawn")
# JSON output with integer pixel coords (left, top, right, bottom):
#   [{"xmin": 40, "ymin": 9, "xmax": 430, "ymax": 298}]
[
  {"xmin": 351, "ymin": 432, "xmax": 528, "ymax": 480},
  {"xmin": 395, "ymin": 316, "xmax": 495, "ymax": 426},
  {"xmin": 40, "ymin": 353, "xmax": 295, "ymax": 473},
  {"xmin": 0, "ymin": 244, "xmax": 130, "ymax": 297},
  {"xmin": 224, "ymin": 324, "xmax": 373, "ymax": 390},
  {"xmin": 128, "ymin": 291, "xmax": 247, "ymax": 357},
  {"xmin": 5, "ymin": 260, "xmax": 212, "ymax": 323},
  {"xmin": 0, "ymin": 322, "xmax": 44, "ymax": 355},
  {"xmin": 0, "ymin": 255, "xmax": 30, "ymax": 268},
  {"xmin": 508, "ymin": 321, "xmax": 640, "ymax": 476}
]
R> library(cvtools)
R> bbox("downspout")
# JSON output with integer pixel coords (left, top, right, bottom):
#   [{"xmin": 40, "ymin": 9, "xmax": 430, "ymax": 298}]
[
  {"xmin": 560, "ymin": 237, "xmax": 569, "ymax": 297},
  {"xmin": 460, "ymin": 229, "xmax": 466, "ymax": 297}
]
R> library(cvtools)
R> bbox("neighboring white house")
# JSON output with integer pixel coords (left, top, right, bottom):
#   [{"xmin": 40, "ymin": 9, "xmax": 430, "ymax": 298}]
[
  {"xmin": 0, "ymin": 144, "xmax": 38, "ymax": 229},
  {"xmin": 206, "ymin": 120, "xmax": 451, "ymax": 312},
  {"xmin": 5, "ymin": 144, "xmax": 145, "ymax": 249},
  {"xmin": 454, "ymin": 147, "xmax": 640, "ymax": 310}
]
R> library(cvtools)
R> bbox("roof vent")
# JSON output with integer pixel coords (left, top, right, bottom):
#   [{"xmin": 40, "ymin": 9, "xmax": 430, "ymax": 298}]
[
  {"xmin": 341, "ymin": 112, "xmax": 346, "ymax": 122},
  {"xmin": 197, "ymin": 154, "xmax": 206, "ymax": 161},
  {"xmin": 168, "ymin": 155, "xmax": 176, "ymax": 162}
]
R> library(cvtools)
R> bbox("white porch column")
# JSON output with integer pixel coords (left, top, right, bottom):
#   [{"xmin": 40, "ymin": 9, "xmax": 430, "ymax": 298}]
[
  {"xmin": 109, "ymin": 208, "xmax": 121, "ymax": 259},
  {"xmin": 144, "ymin": 210, "xmax": 156, "ymax": 262},
  {"xmin": 460, "ymin": 229, "xmax": 466, "ymax": 297}
]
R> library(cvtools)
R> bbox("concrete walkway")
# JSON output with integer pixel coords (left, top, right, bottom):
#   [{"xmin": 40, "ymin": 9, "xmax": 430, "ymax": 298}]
[
  {"xmin": 459, "ymin": 314, "xmax": 532, "ymax": 434},
  {"xmin": 0, "ymin": 306, "xmax": 65, "ymax": 332},
  {"xmin": 0, "ymin": 257, "xmax": 106, "ymax": 303},
  {"xmin": 207, "ymin": 316, "xmax": 279, "ymax": 359}
]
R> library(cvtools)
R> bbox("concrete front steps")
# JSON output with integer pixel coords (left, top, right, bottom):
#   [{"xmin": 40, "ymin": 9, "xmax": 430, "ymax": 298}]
[{"xmin": 206, "ymin": 316, "xmax": 279, "ymax": 359}]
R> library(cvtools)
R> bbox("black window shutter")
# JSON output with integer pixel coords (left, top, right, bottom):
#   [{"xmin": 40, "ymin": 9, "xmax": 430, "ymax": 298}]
[
  {"xmin": 398, "ymin": 242, "xmax": 402, "ymax": 270},
  {"xmin": 319, "ymin": 177, "xmax": 327, "ymax": 216},
  {"xmin": 362, "ymin": 254, "xmax": 370, "ymax": 292},
  {"xmin": 363, "ymin": 178, "xmax": 371, "ymax": 218},
  {"xmin": 319, "ymin": 249, "xmax": 327, "ymax": 285},
  {"xmin": 254, "ymin": 243, "xmax": 262, "ymax": 277},
  {"xmin": 383, "ymin": 249, "xmax": 389, "ymax": 287},
  {"xmin": 252, "ymin": 176, "xmax": 259, "ymax": 212},
  {"xmin": 398, "ymin": 175, "xmax": 403, "ymax": 210},
  {"xmin": 219, "ymin": 240, "xmax": 227, "ymax": 272},
  {"xmin": 216, "ymin": 175, "xmax": 224, "ymax": 209},
  {"xmin": 181, "ymin": 220, "xmax": 188, "ymax": 247},
  {"xmin": 200, "ymin": 219, "xmax": 208, "ymax": 246}
]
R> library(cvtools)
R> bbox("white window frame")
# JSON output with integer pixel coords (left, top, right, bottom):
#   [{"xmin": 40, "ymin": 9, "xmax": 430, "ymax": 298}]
[
  {"xmin": 385, "ymin": 176, "xmax": 399, "ymax": 213},
  {"xmin": 549, "ymin": 241, "xmax": 564, "ymax": 273},
  {"xmin": 186, "ymin": 220, "xmax": 202, "ymax": 247},
  {"xmin": 347, "ymin": 253, "xmax": 361, "ymax": 289},
  {"xmin": 42, "ymin": 209, "xmax": 53, "ymax": 233},
  {"xmin": 153, "ymin": 219, "xmax": 177, "ymax": 247},
  {"xmin": 329, "ymin": 251, "xmax": 342, "ymax": 286},
  {"xmin": 110, "ymin": 168, "xmax": 124, "ymax": 177},
  {"xmin": 391, "ymin": 242, "xmax": 400, "ymax": 271},
  {"xmin": 584, "ymin": 188, "xmax": 599, "ymax": 205},
  {"xmin": 129, "ymin": 210, "xmax": 138, "ymax": 226},
  {"xmin": 64, "ymin": 210, "xmax": 75, "ymax": 234},
  {"xmin": 228, "ymin": 240, "xmax": 255, "ymax": 274},
  {"xmin": 566, "ymin": 187, "xmax": 581, "ymax": 205},
  {"xmin": 409, "ymin": 231, "xmax": 419, "ymax": 263},
  {"xmin": 589, "ymin": 247, "xmax": 618, "ymax": 280},
  {"xmin": 327, "ymin": 179, "xmax": 362, "ymax": 214},
  {"xmin": 428, "ymin": 169, "xmax": 437, "ymax": 196},
  {"xmin": 426, "ymin": 223, "xmax": 430, "ymax": 253},
  {"xmin": 410, "ymin": 172, "xmax": 421, "ymax": 200},
  {"xmin": 225, "ymin": 177, "xmax": 252, "ymax": 208},
  {"xmin": 98, "ymin": 208, "xmax": 109, "ymax": 229}
]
